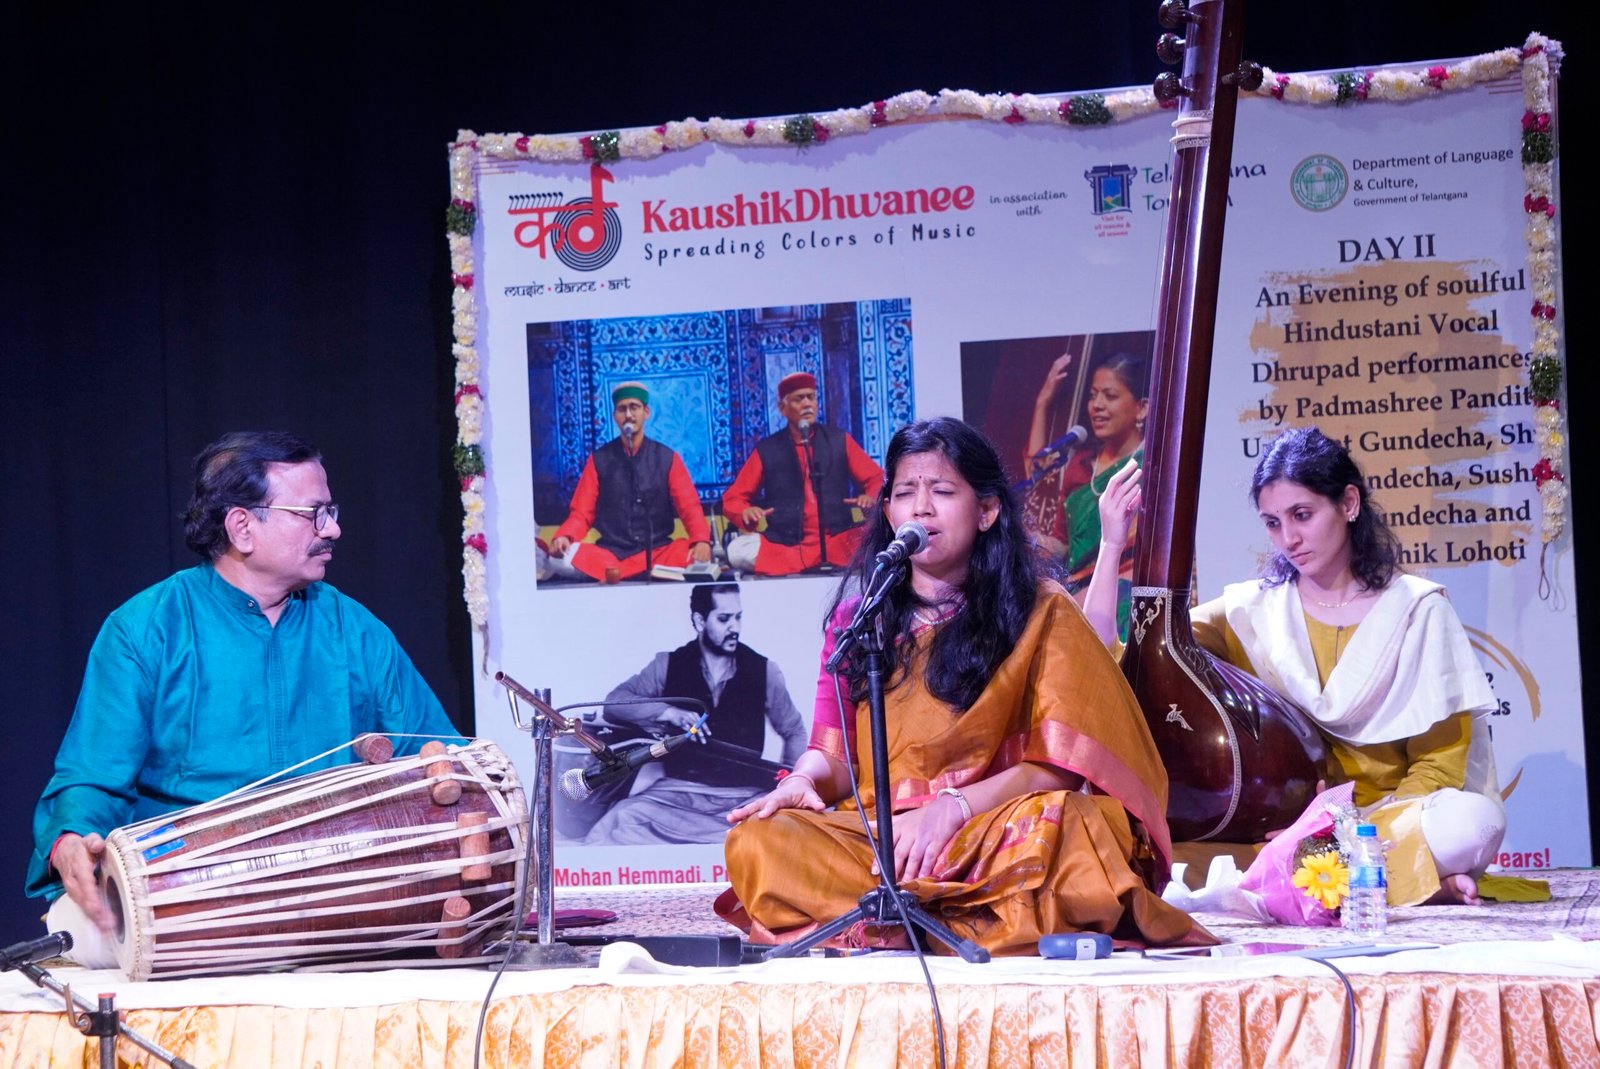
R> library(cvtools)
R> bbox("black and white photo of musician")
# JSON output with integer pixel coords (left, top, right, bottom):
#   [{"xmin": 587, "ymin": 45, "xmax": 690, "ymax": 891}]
[{"xmin": 576, "ymin": 582, "xmax": 807, "ymax": 845}]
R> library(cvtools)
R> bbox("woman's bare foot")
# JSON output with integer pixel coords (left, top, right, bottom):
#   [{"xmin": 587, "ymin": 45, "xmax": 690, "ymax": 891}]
[{"xmin": 1426, "ymin": 873, "xmax": 1480, "ymax": 905}]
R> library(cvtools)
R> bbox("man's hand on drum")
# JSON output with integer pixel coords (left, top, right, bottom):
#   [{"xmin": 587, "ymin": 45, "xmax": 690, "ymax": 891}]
[{"xmin": 52, "ymin": 832, "xmax": 114, "ymax": 930}]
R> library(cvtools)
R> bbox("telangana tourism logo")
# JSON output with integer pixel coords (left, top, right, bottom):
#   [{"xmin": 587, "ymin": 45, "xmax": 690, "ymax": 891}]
[
  {"xmin": 1290, "ymin": 155, "xmax": 1349, "ymax": 212},
  {"xmin": 1084, "ymin": 164, "xmax": 1137, "ymax": 215},
  {"xmin": 506, "ymin": 165, "xmax": 623, "ymax": 272}
]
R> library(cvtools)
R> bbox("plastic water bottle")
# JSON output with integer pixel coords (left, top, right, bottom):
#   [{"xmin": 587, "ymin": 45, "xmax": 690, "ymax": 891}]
[{"xmin": 1342, "ymin": 823, "xmax": 1388, "ymax": 937}]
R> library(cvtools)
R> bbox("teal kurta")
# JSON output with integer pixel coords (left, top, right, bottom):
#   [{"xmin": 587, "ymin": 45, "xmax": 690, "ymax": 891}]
[{"xmin": 27, "ymin": 562, "xmax": 461, "ymax": 900}]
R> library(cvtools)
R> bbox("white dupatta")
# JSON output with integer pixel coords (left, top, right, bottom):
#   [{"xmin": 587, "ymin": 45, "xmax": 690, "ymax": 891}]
[{"xmin": 1221, "ymin": 573, "xmax": 1500, "ymax": 797}]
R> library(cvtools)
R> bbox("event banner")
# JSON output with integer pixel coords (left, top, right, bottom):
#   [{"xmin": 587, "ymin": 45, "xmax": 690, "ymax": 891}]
[{"xmin": 448, "ymin": 43, "xmax": 1575, "ymax": 888}]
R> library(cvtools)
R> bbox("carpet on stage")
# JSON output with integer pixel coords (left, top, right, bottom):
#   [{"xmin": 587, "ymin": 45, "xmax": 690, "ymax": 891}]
[{"xmin": 1, "ymin": 868, "xmax": 1595, "ymax": 1068}]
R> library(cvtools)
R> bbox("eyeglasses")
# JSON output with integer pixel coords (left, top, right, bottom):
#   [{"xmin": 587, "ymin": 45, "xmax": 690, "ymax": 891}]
[{"xmin": 255, "ymin": 503, "xmax": 340, "ymax": 532}]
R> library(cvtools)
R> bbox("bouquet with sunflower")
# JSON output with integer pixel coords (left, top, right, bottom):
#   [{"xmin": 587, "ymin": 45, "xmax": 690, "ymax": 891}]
[
  {"xmin": 1290, "ymin": 832, "xmax": 1350, "ymax": 913},
  {"xmin": 1237, "ymin": 781, "xmax": 1360, "ymax": 926}
]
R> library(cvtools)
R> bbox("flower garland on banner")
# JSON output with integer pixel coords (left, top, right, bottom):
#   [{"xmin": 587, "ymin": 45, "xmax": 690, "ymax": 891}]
[
  {"xmin": 445, "ymin": 38, "xmax": 1565, "ymax": 627},
  {"xmin": 1517, "ymin": 34, "xmax": 1566, "ymax": 595},
  {"xmin": 447, "ymin": 137, "xmax": 488, "ymax": 644}
]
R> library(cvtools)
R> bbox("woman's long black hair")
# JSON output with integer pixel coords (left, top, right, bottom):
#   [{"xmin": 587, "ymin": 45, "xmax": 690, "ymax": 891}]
[
  {"xmin": 1249, "ymin": 425, "xmax": 1402, "ymax": 590},
  {"xmin": 825, "ymin": 417, "xmax": 1040, "ymax": 712}
]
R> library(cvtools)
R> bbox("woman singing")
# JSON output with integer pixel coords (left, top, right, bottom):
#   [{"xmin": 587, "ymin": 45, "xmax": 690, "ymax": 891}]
[
  {"xmin": 714, "ymin": 417, "xmax": 1204, "ymax": 954},
  {"xmin": 1092, "ymin": 427, "xmax": 1505, "ymax": 905},
  {"xmin": 1025, "ymin": 352, "xmax": 1149, "ymax": 638}
]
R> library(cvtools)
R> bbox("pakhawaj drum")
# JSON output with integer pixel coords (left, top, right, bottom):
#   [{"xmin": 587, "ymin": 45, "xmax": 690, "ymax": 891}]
[{"xmin": 99, "ymin": 738, "xmax": 529, "ymax": 980}]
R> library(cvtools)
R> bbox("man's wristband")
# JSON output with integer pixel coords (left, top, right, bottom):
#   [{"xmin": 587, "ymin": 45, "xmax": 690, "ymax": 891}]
[{"xmin": 937, "ymin": 787, "xmax": 973, "ymax": 822}]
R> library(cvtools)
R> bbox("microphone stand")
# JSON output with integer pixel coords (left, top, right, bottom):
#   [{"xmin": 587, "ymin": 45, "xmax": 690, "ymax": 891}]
[
  {"xmin": 802, "ymin": 425, "xmax": 834, "ymax": 574},
  {"xmin": 496, "ymin": 674, "xmax": 587, "ymax": 968},
  {"xmin": 9, "ymin": 959, "xmax": 198, "ymax": 1069},
  {"xmin": 766, "ymin": 565, "xmax": 989, "ymax": 963},
  {"xmin": 624, "ymin": 428, "xmax": 655, "ymax": 585},
  {"xmin": 494, "ymin": 674, "xmax": 710, "ymax": 967}
]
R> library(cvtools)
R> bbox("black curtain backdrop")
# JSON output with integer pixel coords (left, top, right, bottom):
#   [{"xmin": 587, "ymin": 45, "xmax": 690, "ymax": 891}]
[{"xmin": 2, "ymin": 2, "xmax": 1583, "ymax": 937}]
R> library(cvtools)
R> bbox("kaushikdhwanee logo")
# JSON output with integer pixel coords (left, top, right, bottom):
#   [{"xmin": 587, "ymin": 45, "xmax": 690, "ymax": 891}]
[
  {"xmin": 1290, "ymin": 155, "xmax": 1348, "ymax": 212},
  {"xmin": 1084, "ymin": 164, "xmax": 1136, "ymax": 214},
  {"xmin": 507, "ymin": 165, "xmax": 622, "ymax": 272}
]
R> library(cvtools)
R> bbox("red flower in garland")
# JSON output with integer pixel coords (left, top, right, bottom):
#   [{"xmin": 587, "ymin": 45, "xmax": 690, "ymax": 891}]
[
  {"xmin": 1271, "ymin": 73, "xmax": 1290, "ymax": 99},
  {"xmin": 465, "ymin": 533, "xmax": 488, "ymax": 554},
  {"xmin": 452, "ymin": 273, "xmax": 474, "ymax": 289},
  {"xmin": 579, "ymin": 136, "xmax": 595, "ymax": 160},
  {"xmin": 1531, "ymin": 301, "xmax": 1557, "ymax": 321},
  {"xmin": 1424, "ymin": 65, "xmax": 1449, "ymax": 90},
  {"xmin": 1524, "ymin": 194, "xmax": 1556, "ymax": 218},
  {"xmin": 870, "ymin": 101, "xmax": 888, "ymax": 126},
  {"xmin": 455, "ymin": 384, "xmax": 482, "ymax": 406},
  {"xmin": 813, "ymin": 123, "xmax": 830, "ymax": 144},
  {"xmin": 1532, "ymin": 458, "xmax": 1562, "ymax": 489},
  {"xmin": 515, "ymin": 136, "xmax": 529, "ymax": 154},
  {"xmin": 1003, "ymin": 100, "xmax": 1025, "ymax": 125},
  {"xmin": 459, "ymin": 476, "xmax": 479, "ymax": 492},
  {"xmin": 742, "ymin": 120, "xmax": 756, "ymax": 138},
  {"xmin": 1522, "ymin": 111, "xmax": 1550, "ymax": 133}
]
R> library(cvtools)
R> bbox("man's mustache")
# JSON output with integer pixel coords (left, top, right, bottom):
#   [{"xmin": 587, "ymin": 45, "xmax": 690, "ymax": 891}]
[{"xmin": 310, "ymin": 540, "xmax": 336, "ymax": 555}]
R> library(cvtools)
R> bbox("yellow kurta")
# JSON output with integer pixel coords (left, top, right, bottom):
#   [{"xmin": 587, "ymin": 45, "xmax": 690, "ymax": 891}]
[
  {"xmin": 717, "ymin": 583, "xmax": 1208, "ymax": 955},
  {"xmin": 1192, "ymin": 597, "xmax": 1475, "ymax": 905}
]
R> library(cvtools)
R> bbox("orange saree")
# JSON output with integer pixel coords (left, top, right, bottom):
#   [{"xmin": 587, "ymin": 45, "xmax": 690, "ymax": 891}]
[{"xmin": 717, "ymin": 582, "xmax": 1209, "ymax": 955}]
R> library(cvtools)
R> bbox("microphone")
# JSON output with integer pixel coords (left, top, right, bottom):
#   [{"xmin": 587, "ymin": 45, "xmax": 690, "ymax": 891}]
[
  {"xmin": 796, "ymin": 418, "xmax": 813, "ymax": 441},
  {"xmin": 1, "ymin": 931, "xmax": 72, "ymax": 971},
  {"xmin": 622, "ymin": 419, "xmax": 637, "ymax": 440},
  {"xmin": 1032, "ymin": 424, "xmax": 1089, "ymax": 462},
  {"xmin": 874, "ymin": 521, "xmax": 929, "ymax": 567},
  {"xmin": 560, "ymin": 732, "xmax": 694, "ymax": 801}
]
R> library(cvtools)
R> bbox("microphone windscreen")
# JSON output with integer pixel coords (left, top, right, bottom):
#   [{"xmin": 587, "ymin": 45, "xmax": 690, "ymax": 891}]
[
  {"xmin": 559, "ymin": 766, "xmax": 592, "ymax": 802},
  {"xmin": 895, "ymin": 521, "xmax": 928, "ymax": 554}
]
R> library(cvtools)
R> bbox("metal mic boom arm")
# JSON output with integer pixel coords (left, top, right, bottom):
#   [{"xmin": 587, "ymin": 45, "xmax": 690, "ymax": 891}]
[{"xmin": 494, "ymin": 671, "xmax": 613, "ymax": 757}]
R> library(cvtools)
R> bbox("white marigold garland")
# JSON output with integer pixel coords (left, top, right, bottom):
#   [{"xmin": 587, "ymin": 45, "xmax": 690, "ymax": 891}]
[
  {"xmin": 446, "ymin": 39, "xmax": 1566, "ymax": 624},
  {"xmin": 446, "ymin": 136, "xmax": 488, "ymax": 638},
  {"xmin": 1516, "ymin": 33, "xmax": 1566, "ymax": 592}
]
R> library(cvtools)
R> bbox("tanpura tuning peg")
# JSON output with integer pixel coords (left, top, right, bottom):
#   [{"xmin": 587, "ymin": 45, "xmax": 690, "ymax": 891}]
[
  {"xmin": 1225, "ymin": 60, "xmax": 1265, "ymax": 91},
  {"xmin": 1153, "ymin": 72, "xmax": 1187, "ymax": 103},
  {"xmin": 1156, "ymin": 32, "xmax": 1185, "ymax": 65},
  {"xmin": 1158, "ymin": 0, "xmax": 1194, "ymax": 29}
]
